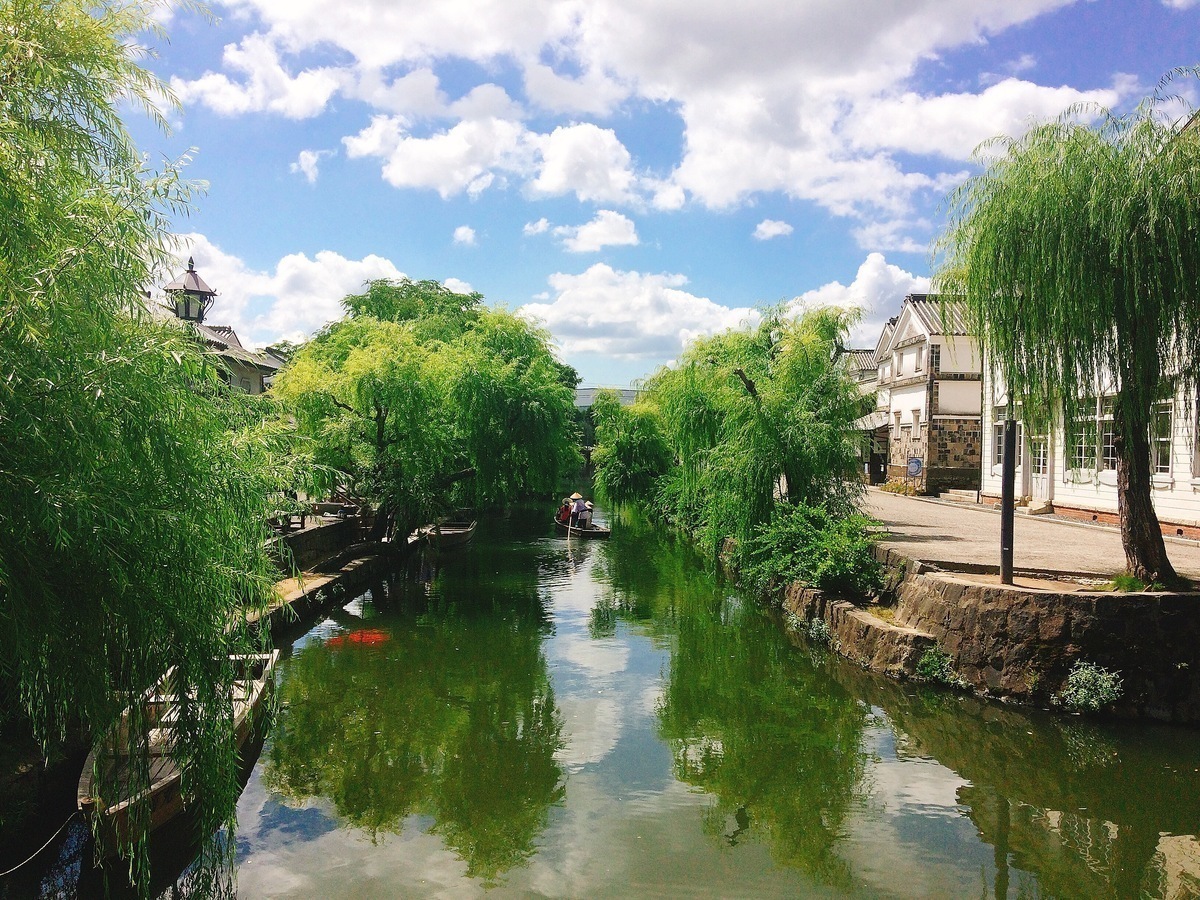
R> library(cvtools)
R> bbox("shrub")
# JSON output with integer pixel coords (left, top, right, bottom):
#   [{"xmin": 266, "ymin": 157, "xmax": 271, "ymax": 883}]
[
  {"xmin": 806, "ymin": 617, "xmax": 832, "ymax": 645},
  {"xmin": 916, "ymin": 647, "xmax": 968, "ymax": 689},
  {"xmin": 738, "ymin": 503, "xmax": 883, "ymax": 598},
  {"xmin": 1054, "ymin": 661, "xmax": 1123, "ymax": 713},
  {"xmin": 880, "ymin": 481, "xmax": 916, "ymax": 496}
]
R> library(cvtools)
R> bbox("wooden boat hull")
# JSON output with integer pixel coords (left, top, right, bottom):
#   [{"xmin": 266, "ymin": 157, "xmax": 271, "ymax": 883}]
[
  {"xmin": 555, "ymin": 518, "xmax": 611, "ymax": 539},
  {"xmin": 78, "ymin": 651, "xmax": 279, "ymax": 857},
  {"xmin": 412, "ymin": 519, "xmax": 477, "ymax": 548}
]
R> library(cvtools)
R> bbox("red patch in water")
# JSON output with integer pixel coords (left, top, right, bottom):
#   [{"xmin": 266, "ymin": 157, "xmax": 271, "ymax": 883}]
[{"xmin": 326, "ymin": 628, "xmax": 390, "ymax": 648}]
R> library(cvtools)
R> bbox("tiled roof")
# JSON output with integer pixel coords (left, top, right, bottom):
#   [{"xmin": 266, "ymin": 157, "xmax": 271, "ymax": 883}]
[
  {"xmin": 905, "ymin": 293, "xmax": 970, "ymax": 336},
  {"xmin": 846, "ymin": 348, "xmax": 877, "ymax": 371},
  {"xmin": 163, "ymin": 258, "xmax": 216, "ymax": 296},
  {"xmin": 575, "ymin": 386, "xmax": 640, "ymax": 408}
]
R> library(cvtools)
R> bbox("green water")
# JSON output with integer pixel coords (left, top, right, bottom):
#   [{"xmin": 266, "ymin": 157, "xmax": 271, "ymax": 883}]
[{"xmin": 228, "ymin": 510, "xmax": 1200, "ymax": 897}]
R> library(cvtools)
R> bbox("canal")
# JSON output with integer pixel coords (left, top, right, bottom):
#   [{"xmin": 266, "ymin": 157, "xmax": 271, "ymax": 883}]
[{"xmin": 15, "ymin": 507, "xmax": 1200, "ymax": 897}]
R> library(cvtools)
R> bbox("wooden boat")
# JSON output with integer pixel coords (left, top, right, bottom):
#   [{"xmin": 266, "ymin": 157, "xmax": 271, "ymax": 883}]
[
  {"xmin": 412, "ymin": 519, "xmax": 477, "ymax": 548},
  {"xmin": 555, "ymin": 517, "xmax": 611, "ymax": 539},
  {"xmin": 78, "ymin": 651, "xmax": 279, "ymax": 856}
]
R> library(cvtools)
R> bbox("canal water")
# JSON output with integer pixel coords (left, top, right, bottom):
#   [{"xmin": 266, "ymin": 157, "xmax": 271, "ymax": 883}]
[{"xmin": 13, "ymin": 507, "xmax": 1200, "ymax": 898}]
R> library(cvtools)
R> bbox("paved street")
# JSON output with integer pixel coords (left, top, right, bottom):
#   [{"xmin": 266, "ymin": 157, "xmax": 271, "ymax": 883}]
[{"xmin": 864, "ymin": 488, "xmax": 1200, "ymax": 580}]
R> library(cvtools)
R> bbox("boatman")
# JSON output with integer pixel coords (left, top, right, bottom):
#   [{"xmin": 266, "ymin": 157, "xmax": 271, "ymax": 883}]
[{"xmin": 569, "ymin": 492, "xmax": 586, "ymax": 527}]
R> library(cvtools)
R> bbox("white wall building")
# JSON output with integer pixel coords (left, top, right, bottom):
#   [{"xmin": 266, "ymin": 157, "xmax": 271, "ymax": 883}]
[
  {"xmin": 981, "ymin": 368, "xmax": 1200, "ymax": 536},
  {"xmin": 872, "ymin": 294, "xmax": 983, "ymax": 494}
]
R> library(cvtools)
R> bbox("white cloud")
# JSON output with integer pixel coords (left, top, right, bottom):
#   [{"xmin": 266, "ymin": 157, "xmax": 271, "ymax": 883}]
[
  {"xmin": 170, "ymin": 33, "xmax": 342, "ymax": 119},
  {"xmin": 169, "ymin": 0, "xmax": 1114, "ymax": 234},
  {"xmin": 530, "ymin": 123, "xmax": 638, "ymax": 203},
  {"xmin": 753, "ymin": 219, "xmax": 793, "ymax": 240},
  {"xmin": 1163, "ymin": 0, "xmax": 1199, "ymax": 7},
  {"xmin": 553, "ymin": 210, "xmax": 638, "ymax": 253},
  {"xmin": 289, "ymin": 148, "xmax": 334, "ymax": 183},
  {"xmin": 343, "ymin": 115, "xmax": 535, "ymax": 198},
  {"xmin": 452, "ymin": 225, "xmax": 477, "ymax": 246},
  {"xmin": 166, "ymin": 233, "xmax": 405, "ymax": 345},
  {"xmin": 443, "ymin": 277, "xmax": 475, "ymax": 294},
  {"xmin": 523, "ymin": 217, "xmax": 550, "ymax": 235},
  {"xmin": 792, "ymin": 252, "xmax": 930, "ymax": 346},
  {"xmin": 520, "ymin": 263, "xmax": 755, "ymax": 359}
]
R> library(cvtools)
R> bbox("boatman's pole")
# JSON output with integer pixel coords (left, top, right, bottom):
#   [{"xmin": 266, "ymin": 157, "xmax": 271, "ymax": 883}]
[{"xmin": 1000, "ymin": 418, "xmax": 1017, "ymax": 585}]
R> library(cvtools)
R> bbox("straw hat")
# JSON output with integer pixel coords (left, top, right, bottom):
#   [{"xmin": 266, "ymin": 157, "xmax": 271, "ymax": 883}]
[
  {"xmin": 570, "ymin": 492, "xmax": 583, "ymax": 500},
  {"xmin": 585, "ymin": 501, "xmax": 593, "ymax": 509}
]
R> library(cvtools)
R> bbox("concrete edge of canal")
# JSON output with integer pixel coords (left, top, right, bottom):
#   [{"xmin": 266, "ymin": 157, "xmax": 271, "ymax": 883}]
[{"xmin": 782, "ymin": 545, "xmax": 1200, "ymax": 725}]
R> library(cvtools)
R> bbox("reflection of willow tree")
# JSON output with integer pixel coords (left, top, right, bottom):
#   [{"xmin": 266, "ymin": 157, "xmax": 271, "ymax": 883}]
[
  {"xmin": 594, "ymin": 520, "xmax": 869, "ymax": 889},
  {"xmin": 263, "ymin": 590, "xmax": 564, "ymax": 883}
]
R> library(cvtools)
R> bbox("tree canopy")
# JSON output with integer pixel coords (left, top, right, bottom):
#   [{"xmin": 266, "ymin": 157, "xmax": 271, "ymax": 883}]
[
  {"xmin": 593, "ymin": 307, "xmax": 871, "ymax": 568},
  {"xmin": 0, "ymin": 0, "xmax": 296, "ymax": 889},
  {"xmin": 275, "ymin": 279, "xmax": 581, "ymax": 541},
  {"xmin": 936, "ymin": 83, "xmax": 1200, "ymax": 582}
]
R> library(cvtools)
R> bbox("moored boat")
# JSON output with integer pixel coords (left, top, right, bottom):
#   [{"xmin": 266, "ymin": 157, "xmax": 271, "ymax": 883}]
[
  {"xmin": 554, "ymin": 517, "xmax": 611, "ymax": 539},
  {"xmin": 77, "ymin": 651, "xmax": 279, "ymax": 856},
  {"xmin": 411, "ymin": 519, "xmax": 478, "ymax": 548}
]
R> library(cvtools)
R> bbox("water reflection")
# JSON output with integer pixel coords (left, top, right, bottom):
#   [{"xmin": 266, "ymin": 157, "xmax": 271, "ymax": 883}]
[
  {"xmin": 592, "ymin": 523, "xmax": 869, "ymax": 890},
  {"xmin": 261, "ymin": 554, "xmax": 565, "ymax": 884}
]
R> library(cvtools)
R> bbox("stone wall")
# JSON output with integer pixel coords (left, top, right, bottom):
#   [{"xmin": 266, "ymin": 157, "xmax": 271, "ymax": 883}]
[
  {"xmin": 925, "ymin": 417, "xmax": 982, "ymax": 493},
  {"xmin": 893, "ymin": 573, "xmax": 1200, "ymax": 722},
  {"xmin": 781, "ymin": 547, "xmax": 1200, "ymax": 723},
  {"xmin": 270, "ymin": 517, "xmax": 361, "ymax": 572}
]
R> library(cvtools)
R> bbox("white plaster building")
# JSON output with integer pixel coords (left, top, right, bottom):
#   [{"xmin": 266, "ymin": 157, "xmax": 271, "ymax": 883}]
[
  {"xmin": 871, "ymin": 294, "xmax": 984, "ymax": 494},
  {"xmin": 981, "ymin": 368, "xmax": 1200, "ymax": 536}
]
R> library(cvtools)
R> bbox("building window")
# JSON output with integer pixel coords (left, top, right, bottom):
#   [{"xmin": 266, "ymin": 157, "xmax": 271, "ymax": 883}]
[
  {"xmin": 240, "ymin": 378, "xmax": 253, "ymax": 392},
  {"xmin": 912, "ymin": 409, "xmax": 921, "ymax": 433},
  {"xmin": 1152, "ymin": 399, "xmax": 1172, "ymax": 474},
  {"xmin": 1030, "ymin": 438, "xmax": 1048, "ymax": 476},
  {"xmin": 1099, "ymin": 397, "xmax": 1117, "ymax": 471},
  {"xmin": 915, "ymin": 346, "xmax": 924, "ymax": 372},
  {"xmin": 991, "ymin": 410, "xmax": 1023, "ymax": 467},
  {"xmin": 893, "ymin": 411, "xmax": 902, "ymax": 439},
  {"xmin": 894, "ymin": 352, "xmax": 903, "ymax": 375}
]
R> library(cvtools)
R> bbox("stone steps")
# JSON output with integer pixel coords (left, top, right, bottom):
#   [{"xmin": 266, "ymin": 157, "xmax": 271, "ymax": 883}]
[{"xmin": 938, "ymin": 489, "xmax": 979, "ymax": 504}]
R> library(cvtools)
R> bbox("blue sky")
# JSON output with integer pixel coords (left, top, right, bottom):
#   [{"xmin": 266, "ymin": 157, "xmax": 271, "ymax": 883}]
[{"xmin": 133, "ymin": 0, "xmax": 1200, "ymax": 386}]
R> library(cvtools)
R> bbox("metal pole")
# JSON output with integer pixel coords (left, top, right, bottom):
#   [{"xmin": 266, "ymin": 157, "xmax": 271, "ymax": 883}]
[{"xmin": 1000, "ymin": 418, "xmax": 1017, "ymax": 585}]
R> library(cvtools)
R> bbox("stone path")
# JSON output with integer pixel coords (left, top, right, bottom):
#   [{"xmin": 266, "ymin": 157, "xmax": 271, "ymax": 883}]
[{"xmin": 864, "ymin": 488, "xmax": 1200, "ymax": 580}]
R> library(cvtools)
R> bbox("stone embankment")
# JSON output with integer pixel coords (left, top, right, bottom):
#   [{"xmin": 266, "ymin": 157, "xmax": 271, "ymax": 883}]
[{"xmin": 783, "ymin": 545, "xmax": 1200, "ymax": 724}]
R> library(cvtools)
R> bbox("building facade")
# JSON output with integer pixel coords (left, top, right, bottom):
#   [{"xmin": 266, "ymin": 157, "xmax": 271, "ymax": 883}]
[
  {"xmin": 980, "ymin": 369, "xmax": 1200, "ymax": 537},
  {"xmin": 872, "ymin": 294, "xmax": 983, "ymax": 494}
]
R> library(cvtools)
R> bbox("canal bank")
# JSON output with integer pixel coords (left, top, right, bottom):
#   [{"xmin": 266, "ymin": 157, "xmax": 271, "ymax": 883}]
[{"xmin": 783, "ymin": 490, "xmax": 1200, "ymax": 723}]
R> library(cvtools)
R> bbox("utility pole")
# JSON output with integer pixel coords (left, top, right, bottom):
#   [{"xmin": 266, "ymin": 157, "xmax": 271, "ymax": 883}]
[{"xmin": 1000, "ymin": 419, "xmax": 1017, "ymax": 585}]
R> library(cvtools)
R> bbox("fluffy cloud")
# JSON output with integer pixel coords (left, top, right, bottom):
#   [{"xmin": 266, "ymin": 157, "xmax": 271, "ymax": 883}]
[
  {"xmin": 170, "ymin": 0, "xmax": 1131, "ymax": 230},
  {"xmin": 520, "ymin": 263, "xmax": 755, "ymax": 359},
  {"xmin": 753, "ymin": 219, "xmax": 793, "ymax": 240},
  {"xmin": 165, "ymin": 233, "xmax": 405, "ymax": 345},
  {"xmin": 443, "ymin": 277, "xmax": 475, "ymax": 294},
  {"xmin": 523, "ymin": 217, "xmax": 550, "ymax": 235},
  {"xmin": 792, "ymin": 252, "xmax": 931, "ymax": 346},
  {"xmin": 452, "ymin": 225, "xmax": 477, "ymax": 245},
  {"xmin": 289, "ymin": 148, "xmax": 334, "ymax": 183},
  {"xmin": 554, "ymin": 210, "xmax": 638, "ymax": 253}
]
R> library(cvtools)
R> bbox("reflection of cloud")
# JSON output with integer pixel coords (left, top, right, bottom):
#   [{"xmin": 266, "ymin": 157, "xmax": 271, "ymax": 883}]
[
  {"xmin": 558, "ymin": 633, "xmax": 630, "ymax": 676},
  {"xmin": 555, "ymin": 696, "xmax": 622, "ymax": 770}
]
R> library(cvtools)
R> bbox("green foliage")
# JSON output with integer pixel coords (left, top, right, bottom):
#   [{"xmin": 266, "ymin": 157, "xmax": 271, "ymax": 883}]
[
  {"xmin": 879, "ymin": 480, "xmax": 916, "ymax": 496},
  {"xmin": 935, "ymin": 74, "xmax": 1200, "ymax": 581},
  {"xmin": 591, "ymin": 392, "xmax": 672, "ymax": 507},
  {"xmin": 1106, "ymin": 574, "xmax": 1165, "ymax": 592},
  {"xmin": 916, "ymin": 648, "xmax": 968, "ymax": 688},
  {"xmin": 0, "ymin": 0, "xmax": 292, "ymax": 888},
  {"xmin": 275, "ymin": 289, "xmax": 580, "ymax": 540},
  {"xmin": 806, "ymin": 617, "xmax": 832, "ymax": 646},
  {"xmin": 593, "ymin": 307, "xmax": 871, "ymax": 563},
  {"xmin": 737, "ymin": 503, "xmax": 883, "ymax": 597},
  {"xmin": 1054, "ymin": 661, "xmax": 1124, "ymax": 713}
]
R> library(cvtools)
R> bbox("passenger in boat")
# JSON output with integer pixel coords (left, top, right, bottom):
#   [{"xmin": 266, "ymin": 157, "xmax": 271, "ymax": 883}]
[
  {"xmin": 569, "ymin": 492, "xmax": 586, "ymax": 527},
  {"xmin": 556, "ymin": 498, "xmax": 572, "ymax": 523},
  {"xmin": 579, "ymin": 501, "xmax": 594, "ymax": 529}
]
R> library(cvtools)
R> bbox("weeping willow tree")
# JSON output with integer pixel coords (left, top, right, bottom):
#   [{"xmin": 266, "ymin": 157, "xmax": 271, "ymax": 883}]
[
  {"xmin": 0, "ymin": 0, "xmax": 297, "ymax": 892},
  {"xmin": 275, "ymin": 281, "xmax": 581, "ymax": 542},
  {"xmin": 594, "ymin": 307, "xmax": 870, "ymax": 566},
  {"xmin": 936, "ymin": 81, "xmax": 1200, "ymax": 583}
]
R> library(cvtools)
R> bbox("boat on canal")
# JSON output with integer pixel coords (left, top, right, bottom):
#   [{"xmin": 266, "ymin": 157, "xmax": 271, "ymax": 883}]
[
  {"xmin": 411, "ymin": 519, "xmax": 478, "ymax": 548},
  {"xmin": 554, "ymin": 517, "xmax": 611, "ymax": 539},
  {"xmin": 77, "ymin": 651, "xmax": 279, "ymax": 856}
]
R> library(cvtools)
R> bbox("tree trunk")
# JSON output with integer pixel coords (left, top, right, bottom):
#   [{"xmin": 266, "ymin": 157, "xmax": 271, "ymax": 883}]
[{"xmin": 1114, "ymin": 403, "xmax": 1176, "ymax": 584}]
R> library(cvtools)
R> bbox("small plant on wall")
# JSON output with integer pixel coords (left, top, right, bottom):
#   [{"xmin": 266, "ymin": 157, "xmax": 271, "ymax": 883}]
[
  {"xmin": 1053, "ymin": 660, "xmax": 1123, "ymax": 713},
  {"xmin": 915, "ymin": 647, "xmax": 969, "ymax": 689}
]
